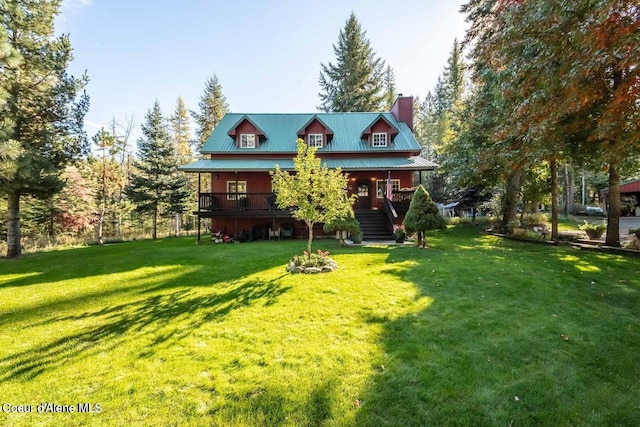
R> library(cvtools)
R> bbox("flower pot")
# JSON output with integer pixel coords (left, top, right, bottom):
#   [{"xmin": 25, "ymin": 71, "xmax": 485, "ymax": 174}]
[
  {"xmin": 585, "ymin": 229, "xmax": 605, "ymax": 240},
  {"xmin": 395, "ymin": 235, "xmax": 405, "ymax": 243}
]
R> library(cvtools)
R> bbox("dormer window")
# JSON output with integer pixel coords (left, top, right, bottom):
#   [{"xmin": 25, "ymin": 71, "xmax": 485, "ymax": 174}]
[
  {"xmin": 307, "ymin": 134, "xmax": 323, "ymax": 148},
  {"xmin": 240, "ymin": 134, "xmax": 255, "ymax": 148},
  {"xmin": 372, "ymin": 133, "xmax": 387, "ymax": 147}
]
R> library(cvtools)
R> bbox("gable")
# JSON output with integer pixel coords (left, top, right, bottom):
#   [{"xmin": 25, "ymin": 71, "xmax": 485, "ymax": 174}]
[
  {"xmin": 227, "ymin": 116, "xmax": 267, "ymax": 148},
  {"xmin": 297, "ymin": 116, "xmax": 334, "ymax": 146},
  {"xmin": 360, "ymin": 114, "xmax": 400, "ymax": 147}
]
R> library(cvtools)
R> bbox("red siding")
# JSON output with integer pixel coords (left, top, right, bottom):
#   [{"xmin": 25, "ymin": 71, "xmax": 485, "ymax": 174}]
[
  {"xmin": 235, "ymin": 120, "xmax": 260, "ymax": 148},
  {"xmin": 620, "ymin": 180, "xmax": 640, "ymax": 194},
  {"xmin": 346, "ymin": 171, "xmax": 414, "ymax": 209},
  {"xmin": 390, "ymin": 96, "xmax": 414, "ymax": 131}
]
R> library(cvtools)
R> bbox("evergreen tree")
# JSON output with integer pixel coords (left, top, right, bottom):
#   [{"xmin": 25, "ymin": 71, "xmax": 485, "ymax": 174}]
[
  {"xmin": 191, "ymin": 75, "xmax": 229, "ymax": 151},
  {"xmin": 318, "ymin": 12, "xmax": 387, "ymax": 112},
  {"xmin": 125, "ymin": 101, "xmax": 189, "ymax": 239},
  {"xmin": 171, "ymin": 97, "xmax": 193, "ymax": 164},
  {"xmin": 403, "ymin": 185, "xmax": 446, "ymax": 248},
  {"xmin": 383, "ymin": 65, "xmax": 397, "ymax": 110},
  {"xmin": 0, "ymin": 0, "xmax": 89, "ymax": 258}
]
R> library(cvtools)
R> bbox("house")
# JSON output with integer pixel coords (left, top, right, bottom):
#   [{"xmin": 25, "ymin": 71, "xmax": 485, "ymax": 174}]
[{"xmin": 180, "ymin": 96, "xmax": 438, "ymax": 242}]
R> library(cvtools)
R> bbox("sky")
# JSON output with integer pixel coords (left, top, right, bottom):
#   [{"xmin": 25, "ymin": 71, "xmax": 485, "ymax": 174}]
[{"xmin": 56, "ymin": 0, "xmax": 469, "ymax": 142}]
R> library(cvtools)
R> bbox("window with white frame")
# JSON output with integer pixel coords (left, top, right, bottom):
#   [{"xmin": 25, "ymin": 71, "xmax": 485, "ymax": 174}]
[
  {"xmin": 307, "ymin": 134, "xmax": 323, "ymax": 148},
  {"xmin": 372, "ymin": 132, "xmax": 388, "ymax": 147},
  {"xmin": 240, "ymin": 134, "xmax": 255, "ymax": 148},
  {"xmin": 376, "ymin": 179, "xmax": 400, "ymax": 198},
  {"xmin": 227, "ymin": 181, "xmax": 247, "ymax": 200}
]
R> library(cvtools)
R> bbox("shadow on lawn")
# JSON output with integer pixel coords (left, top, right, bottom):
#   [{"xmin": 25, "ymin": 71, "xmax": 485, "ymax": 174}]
[
  {"xmin": 354, "ymin": 224, "xmax": 640, "ymax": 426},
  {"xmin": 0, "ymin": 277, "xmax": 291, "ymax": 382}
]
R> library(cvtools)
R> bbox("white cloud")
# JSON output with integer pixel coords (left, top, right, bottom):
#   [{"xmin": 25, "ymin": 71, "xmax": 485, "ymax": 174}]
[
  {"xmin": 84, "ymin": 120, "xmax": 104, "ymax": 130},
  {"xmin": 62, "ymin": 0, "xmax": 91, "ymax": 8}
]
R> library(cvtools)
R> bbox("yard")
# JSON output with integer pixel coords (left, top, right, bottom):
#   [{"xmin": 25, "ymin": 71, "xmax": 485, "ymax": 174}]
[{"xmin": 1, "ymin": 224, "xmax": 639, "ymax": 426}]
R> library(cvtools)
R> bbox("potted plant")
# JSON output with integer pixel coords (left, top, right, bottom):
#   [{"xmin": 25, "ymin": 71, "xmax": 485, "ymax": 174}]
[
  {"xmin": 579, "ymin": 220, "xmax": 607, "ymax": 240},
  {"xmin": 393, "ymin": 224, "xmax": 406, "ymax": 243},
  {"xmin": 323, "ymin": 215, "xmax": 361, "ymax": 246}
]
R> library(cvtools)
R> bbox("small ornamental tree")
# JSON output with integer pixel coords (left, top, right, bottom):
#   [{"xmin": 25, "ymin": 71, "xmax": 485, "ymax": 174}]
[
  {"xmin": 271, "ymin": 139, "xmax": 356, "ymax": 253},
  {"xmin": 323, "ymin": 213, "xmax": 360, "ymax": 246},
  {"xmin": 403, "ymin": 184, "xmax": 447, "ymax": 247}
]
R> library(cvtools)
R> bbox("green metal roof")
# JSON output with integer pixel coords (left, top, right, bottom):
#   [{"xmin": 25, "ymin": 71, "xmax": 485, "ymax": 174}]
[
  {"xmin": 200, "ymin": 112, "xmax": 421, "ymax": 154},
  {"xmin": 180, "ymin": 157, "xmax": 438, "ymax": 173}
]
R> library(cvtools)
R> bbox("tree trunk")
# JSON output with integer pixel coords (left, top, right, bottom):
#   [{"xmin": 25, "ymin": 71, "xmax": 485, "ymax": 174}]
[
  {"xmin": 501, "ymin": 168, "xmax": 521, "ymax": 231},
  {"xmin": 605, "ymin": 159, "xmax": 621, "ymax": 247},
  {"xmin": 563, "ymin": 164, "xmax": 575, "ymax": 215},
  {"xmin": 6, "ymin": 191, "xmax": 22, "ymax": 258},
  {"xmin": 550, "ymin": 159, "xmax": 559, "ymax": 241},
  {"xmin": 97, "ymin": 208, "xmax": 104, "ymax": 245},
  {"xmin": 152, "ymin": 208, "xmax": 158, "ymax": 240},
  {"xmin": 306, "ymin": 220, "xmax": 314, "ymax": 253}
]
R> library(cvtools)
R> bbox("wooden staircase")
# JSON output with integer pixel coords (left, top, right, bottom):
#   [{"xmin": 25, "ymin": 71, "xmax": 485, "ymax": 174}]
[{"xmin": 354, "ymin": 209, "xmax": 394, "ymax": 240}]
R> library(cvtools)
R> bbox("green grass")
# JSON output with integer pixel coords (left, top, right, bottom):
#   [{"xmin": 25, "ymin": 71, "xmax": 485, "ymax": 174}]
[{"xmin": 1, "ymin": 226, "xmax": 639, "ymax": 426}]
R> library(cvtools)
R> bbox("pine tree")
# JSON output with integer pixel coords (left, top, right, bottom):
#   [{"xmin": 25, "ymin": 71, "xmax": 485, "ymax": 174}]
[
  {"xmin": 125, "ymin": 101, "xmax": 189, "ymax": 239},
  {"xmin": 191, "ymin": 75, "xmax": 229, "ymax": 151},
  {"xmin": 1, "ymin": 0, "xmax": 89, "ymax": 257},
  {"xmin": 383, "ymin": 65, "xmax": 397, "ymax": 110},
  {"xmin": 403, "ymin": 185, "xmax": 446, "ymax": 248},
  {"xmin": 171, "ymin": 97, "xmax": 192, "ymax": 164},
  {"xmin": 318, "ymin": 12, "xmax": 387, "ymax": 112}
]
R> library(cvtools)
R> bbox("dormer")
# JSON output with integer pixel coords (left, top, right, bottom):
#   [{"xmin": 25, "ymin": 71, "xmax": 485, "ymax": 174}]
[
  {"xmin": 227, "ymin": 115, "xmax": 267, "ymax": 148},
  {"xmin": 297, "ymin": 115, "xmax": 334, "ymax": 148},
  {"xmin": 360, "ymin": 114, "xmax": 399, "ymax": 147}
]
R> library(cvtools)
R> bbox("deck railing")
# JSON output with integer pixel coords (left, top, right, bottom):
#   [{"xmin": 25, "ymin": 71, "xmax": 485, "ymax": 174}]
[
  {"xmin": 391, "ymin": 190, "xmax": 413, "ymax": 214},
  {"xmin": 199, "ymin": 192, "xmax": 281, "ymax": 212}
]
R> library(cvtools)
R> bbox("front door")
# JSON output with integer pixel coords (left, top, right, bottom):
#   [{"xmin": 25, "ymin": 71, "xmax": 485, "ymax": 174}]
[{"xmin": 355, "ymin": 180, "xmax": 371, "ymax": 209}]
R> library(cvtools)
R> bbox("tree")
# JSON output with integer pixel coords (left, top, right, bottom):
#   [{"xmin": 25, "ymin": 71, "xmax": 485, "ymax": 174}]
[
  {"xmin": 0, "ymin": 0, "xmax": 89, "ymax": 258},
  {"xmin": 191, "ymin": 75, "xmax": 229, "ymax": 151},
  {"xmin": 171, "ymin": 97, "xmax": 193, "ymax": 164},
  {"xmin": 318, "ymin": 12, "xmax": 387, "ymax": 112},
  {"xmin": 403, "ymin": 185, "xmax": 446, "ymax": 248},
  {"xmin": 323, "ymin": 214, "xmax": 360, "ymax": 246},
  {"xmin": 125, "ymin": 101, "xmax": 189, "ymax": 239},
  {"xmin": 463, "ymin": 0, "xmax": 640, "ymax": 246},
  {"xmin": 383, "ymin": 65, "xmax": 397, "ymax": 110},
  {"xmin": 271, "ymin": 139, "xmax": 356, "ymax": 253},
  {"xmin": 171, "ymin": 96, "xmax": 197, "ymax": 234}
]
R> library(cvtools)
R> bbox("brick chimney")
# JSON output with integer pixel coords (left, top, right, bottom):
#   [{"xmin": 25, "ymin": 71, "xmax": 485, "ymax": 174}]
[{"xmin": 390, "ymin": 95, "xmax": 414, "ymax": 132}]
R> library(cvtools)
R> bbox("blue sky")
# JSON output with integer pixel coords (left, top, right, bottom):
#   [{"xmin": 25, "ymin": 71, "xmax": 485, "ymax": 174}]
[{"xmin": 57, "ymin": 0, "xmax": 468, "ymax": 140}]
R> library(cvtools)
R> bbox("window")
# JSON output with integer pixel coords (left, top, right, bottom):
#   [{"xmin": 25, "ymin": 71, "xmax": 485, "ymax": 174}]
[
  {"xmin": 307, "ymin": 134, "xmax": 323, "ymax": 148},
  {"xmin": 372, "ymin": 132, "xmax": 387, "ymax": 147},
  {"xmin": 227, "ymin": 181, "xmax": 247, "ymax": 200},
  {"xmin": 240, "ymin": 134, "xmax": 255, "ymax": 148},
  {"xmin": 376, "ymin": 179, "xmax": 400, "ymax": 198}
]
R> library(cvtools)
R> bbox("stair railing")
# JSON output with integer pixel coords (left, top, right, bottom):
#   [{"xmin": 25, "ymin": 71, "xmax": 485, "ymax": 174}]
[{"xmin": 382, "ymin": 195, "xmax": 398, "ymax": 229}]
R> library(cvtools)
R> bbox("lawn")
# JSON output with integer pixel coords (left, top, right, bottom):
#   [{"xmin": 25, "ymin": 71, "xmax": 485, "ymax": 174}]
[{"xmin": 1, "ymin": 225, "xmax": 639, "ymax": 426}]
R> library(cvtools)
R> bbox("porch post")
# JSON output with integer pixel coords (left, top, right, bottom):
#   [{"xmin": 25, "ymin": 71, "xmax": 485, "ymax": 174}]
[{"xmin": 196, "ymin": 172, "xmax": 202, "ymax": 244}]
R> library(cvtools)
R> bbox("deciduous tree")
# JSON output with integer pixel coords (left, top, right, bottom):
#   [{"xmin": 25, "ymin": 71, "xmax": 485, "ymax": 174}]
[{"xmin": 271, "ymin": 139, "xmax": 356, "ymax": 253}]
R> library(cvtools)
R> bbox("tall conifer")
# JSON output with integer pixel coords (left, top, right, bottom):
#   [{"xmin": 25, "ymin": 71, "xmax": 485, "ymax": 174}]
[
  {"xmin": 191, "ymin": 75, "xmax": 229, "ymax": 151},
  {"xmin": 0, "ymin": 0, "xmax": 89, "ymax": 257},
  {"xmin": 125, "ymin": 101, "xmax": 188, "ymax": 239},
  {"xmin": 318, "ymin": 13, "xmax": 388, "ymax": 112}
]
